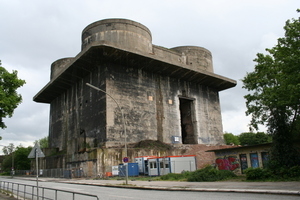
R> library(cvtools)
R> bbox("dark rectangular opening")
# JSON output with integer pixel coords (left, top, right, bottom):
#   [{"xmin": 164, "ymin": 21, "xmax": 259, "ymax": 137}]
[
  {"xmin": 239, "ymin": 154, "xmax": 248, "ymax": 174},
  {"xmin": 179, "ymin": 98, "xmax": 196, "ymax": 144}
]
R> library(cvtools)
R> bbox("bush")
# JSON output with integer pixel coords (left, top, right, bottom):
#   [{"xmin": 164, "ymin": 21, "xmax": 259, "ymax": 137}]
[
  {"xmin": 244, "ymin": 166, "xmax": 300, "ymax": 181},
  {"xmin": 271, "ymin": 166, "xmax": 300, "ymax": 179},
  {"xmin": 187, "ymin": 166, "xmax": 236, "ymax": 182},
  {"xmin": 244, "ymin": 168, "xmax": 270, "ymax": 180},
  {"xmin": 0, "ymin": 171, "xmax": 10, "ymax": 176},
  {"xmin": 287, "ymin": 166, "xmax": 300, "ymax": 178}
]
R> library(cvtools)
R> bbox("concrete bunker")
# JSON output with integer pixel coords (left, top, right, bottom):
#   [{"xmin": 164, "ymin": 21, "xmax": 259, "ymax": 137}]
[{"xmin": 33, "ymin": 18, "xmax": 237, "ymax": 176}]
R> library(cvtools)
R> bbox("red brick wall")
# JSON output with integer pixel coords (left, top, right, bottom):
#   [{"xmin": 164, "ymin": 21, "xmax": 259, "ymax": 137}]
[{"xmin": 183, "ymin": 144, "xmax": 234, "ymax": 169}]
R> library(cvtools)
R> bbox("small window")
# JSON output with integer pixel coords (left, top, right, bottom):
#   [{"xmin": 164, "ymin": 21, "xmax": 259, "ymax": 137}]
[
  {"xmin": 261, "ymin": 152, "xmax": 269, "ymax": 168},
  {"xmin": 150, "ymin": 162, "xmax": 157, "ymax": 169},
  {"xmin": 160, "ymin": 162, "xmax": 163, "ymax": 168},
  {"xmin": 250, "ymin": 153, "xmax": 259, "ymax": 168}
]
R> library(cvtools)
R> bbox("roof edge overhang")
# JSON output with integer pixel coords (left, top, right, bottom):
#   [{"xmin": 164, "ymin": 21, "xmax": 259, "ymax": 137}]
[
  {"xmin": 33, "ymin": 41, "xmax": 237, "ymax": 103},
  {"xmin": 206, "ymin": 143, "xmax": 273, "ymax": 152}
]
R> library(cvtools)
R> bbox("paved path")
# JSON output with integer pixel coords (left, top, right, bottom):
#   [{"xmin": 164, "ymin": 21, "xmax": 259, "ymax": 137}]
[
  {"xmin": 24, "ymin": 177, "xmax": 300, "ymax": 196},
  {"xmin": 1, "ymin": 176, "xmax": 300, "ymax": 198}
]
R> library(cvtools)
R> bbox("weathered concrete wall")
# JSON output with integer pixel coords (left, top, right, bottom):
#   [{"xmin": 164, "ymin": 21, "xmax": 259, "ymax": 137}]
[
  {"xmin": 50, "ymin": 58, "xmax": 74, "ymax": 80},
  {"xmin": 171, "ymin": 46, "xmax": 214, "ymax": 72},
  {"xmin": 103, "ymin": 63, "xmax": 224, "ymax": 146},
  {"xmin": 80, "ymin": 19, "xmax": 214, "ymax": 75},
  {"xmin": 36, "ymin": 18, "xmax": 236, "ymax": 172},
  {"xmin": 49, "ymin": 63, "xmax": 224, "ymax": 155},
  {"xmin": 81, "ymin": 18, "xmax": 152, "ymax": 53},
  {"xmin": 49, "ymin": 67, "xmax": 108, "ymax": 155}
]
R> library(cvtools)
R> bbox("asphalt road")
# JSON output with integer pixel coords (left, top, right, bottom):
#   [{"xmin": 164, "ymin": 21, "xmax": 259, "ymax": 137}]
[{"xmin": 1, "ymin": 178, "xmax": 299, "ymax": 200}]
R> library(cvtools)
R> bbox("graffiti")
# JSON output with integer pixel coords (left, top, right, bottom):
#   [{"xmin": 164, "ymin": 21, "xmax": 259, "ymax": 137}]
[
  {"xmin": 216, "ymin": 151, "xmax": 238, "ymax": 157},
  {"xmin": 216, "ymin": 156, "xmax": 239, "ymax": 171}
]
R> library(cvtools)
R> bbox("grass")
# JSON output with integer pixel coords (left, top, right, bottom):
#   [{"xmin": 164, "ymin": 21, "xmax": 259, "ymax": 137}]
[
  {"xmin": 107, "ymin": 176, "xmax": 161, "ymax": 181},
  {"xmin": 106, "ymin": 175, "xmax": 245, "ymax": 182},
  {"xmin": 0, "ymin": 189, "xmax": 15, "ymax": 198}
]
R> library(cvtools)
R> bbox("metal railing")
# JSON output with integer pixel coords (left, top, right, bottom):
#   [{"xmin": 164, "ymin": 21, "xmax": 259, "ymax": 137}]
[
  {"xmin": 15, "ymin": 168, "xmax": 85, "ymax": 178},
  {"xmin": 0, "ymin": 181, "xmax": 99, "ymax": 200}
]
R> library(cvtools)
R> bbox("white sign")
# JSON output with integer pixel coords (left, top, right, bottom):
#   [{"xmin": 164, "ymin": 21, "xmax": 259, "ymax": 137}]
[{"xmin": 28, "ymin": 143, "xmax": 45, "ymax": 158}]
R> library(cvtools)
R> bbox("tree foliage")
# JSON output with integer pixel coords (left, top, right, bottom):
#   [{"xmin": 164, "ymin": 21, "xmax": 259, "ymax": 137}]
[
  {"xmin": 2, "ymin": 144, "xmax": 32, "ymax": 171},
  {"xmin": 0, "ymin": 60, "xmax": 26, "ymax": 129},
  {"xmin": 35, "ymin": 136, "xmax": 48, "ymax": 148},
  {"xmin": 223, "ymin": 132, "xmax": 240, "ymax": 145},
  {"xmin": 2, "ymin": 143, "xmax": 15, "ymax": 155},
  {"xmin": 242, "ymin": 10, "xmax": 300, "ymax": 168},
  {"xmin": 238, "ymin": 132, "xmax": 272, "ymax": 146},
  {"xmin": 224, "ymin": 132, "xmax": 271, "ymax": 146},
  {"xmin": 13, "ymin": 145, "xmax": 32, "ymax": 170}
]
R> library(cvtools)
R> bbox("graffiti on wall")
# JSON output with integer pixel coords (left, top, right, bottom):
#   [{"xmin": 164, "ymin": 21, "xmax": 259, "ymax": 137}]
[{"xmin": 216, "ymin": 156, "xmax": 240, "ymax": 171}]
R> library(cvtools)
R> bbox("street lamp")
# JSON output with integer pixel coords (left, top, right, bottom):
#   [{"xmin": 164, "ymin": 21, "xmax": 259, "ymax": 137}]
[{"xmin": 86, "ymin": 83, "xmax": 128, "ymax": 184}]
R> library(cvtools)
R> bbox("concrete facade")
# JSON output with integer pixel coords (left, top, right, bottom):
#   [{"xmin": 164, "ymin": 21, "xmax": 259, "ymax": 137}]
[{"xmin": 34, "ymin": 19, "xmax": 236, "ymax": 175}]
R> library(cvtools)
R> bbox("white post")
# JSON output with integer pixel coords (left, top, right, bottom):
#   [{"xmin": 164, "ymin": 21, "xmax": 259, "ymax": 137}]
[{"xmin": 36, "ymin": 148, "xmax": 39, "ymax": 200}]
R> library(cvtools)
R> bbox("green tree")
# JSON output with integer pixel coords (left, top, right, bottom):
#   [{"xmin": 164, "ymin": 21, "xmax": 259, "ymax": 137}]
[
  {"xmin": 14, "ymin": 145, "xmax": 32, "ymax": 170},
  {"xmin": 239, "ymin": 132, "xmax": 256, "ymax": 146},
  {"xmin": 2, "ymin": 144, "xmax": 32, "ymax": 171},
  {"xmin": 239, "ymin": 132, "xmax": 271, "ymax": 146},
  {"xmin": 35, "ymin": 136, "xmax": 48, "ymax": 148},
  {"xmin": 255, "ymin": 132, "xmax": 272, "ymax": 144},
  {"xmin": 0, "ymin": 60, "xmax": 26, "ymax": 129},
  {"xmin": 242, "ymin": 9, "xmax": 300, "ymax": 168},
  {"xmin": 2, "ymin": 143, "xmax": 15, "ymax": 155},
  {"xmin": 223, "ymin": 132, "xmax": 240, "ymax": 145}
]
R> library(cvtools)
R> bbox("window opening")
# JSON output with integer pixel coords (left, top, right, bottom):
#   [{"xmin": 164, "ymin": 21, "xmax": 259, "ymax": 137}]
[
  {"xmin": 261, "ymin": 152, "xmax": 269, "ymax": 168},
  {"xmin": 150, "ymin": 161, "xmax": 157, "ymax": 169},
  {"xmin": 160, "ymin": 161, "xmax": 164, "ymax": 168},
  {"xmin": 179, "ymin": 98, "xmax": 196, "ymax": 144},
  {"xmin": 250, "ymin": 153, "xmax": 259, "ymax": 168},
  {"xmin": 239, "ymin": 154, "xmax": 248, "ymax": 173}
]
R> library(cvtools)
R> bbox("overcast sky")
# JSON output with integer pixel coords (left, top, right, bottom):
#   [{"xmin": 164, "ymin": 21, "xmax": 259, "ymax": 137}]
[{"xmin": 0, "ymin": 0, "xmax": 299, "ymax": 153}]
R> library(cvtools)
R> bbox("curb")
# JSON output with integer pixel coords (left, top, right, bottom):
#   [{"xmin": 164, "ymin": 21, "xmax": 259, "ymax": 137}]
[{"xmin": 57, "ymin": 180, "xmax": 300, "ymax": 196}]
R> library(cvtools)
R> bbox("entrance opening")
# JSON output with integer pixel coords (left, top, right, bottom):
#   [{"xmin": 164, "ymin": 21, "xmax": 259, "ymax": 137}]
[
  {"xmin": 239, "ymin": 154, "xmax": 248, "ymax": 174},
  {"xmin": 179, "ymin": 98, "xmax": 196, "ymax": 144}
]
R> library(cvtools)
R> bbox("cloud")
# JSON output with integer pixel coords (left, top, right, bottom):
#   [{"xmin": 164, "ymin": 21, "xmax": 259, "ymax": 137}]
[{"xmin": 0, "ymin": 0, "xmax": 298, "ymax": 153}]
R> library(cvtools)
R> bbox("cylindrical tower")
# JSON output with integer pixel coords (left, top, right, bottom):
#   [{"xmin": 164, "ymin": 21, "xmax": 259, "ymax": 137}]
[
  {"xmin": 171, "ymin": 46, "xmax": 214, "ymax": 72},
  {"xmin": 50, "ymin": 57, "xmax": 74, "ymax": 80},
  {"xmin": 81, "ymin": 18, "xmax": 152, "ymax": 53}
]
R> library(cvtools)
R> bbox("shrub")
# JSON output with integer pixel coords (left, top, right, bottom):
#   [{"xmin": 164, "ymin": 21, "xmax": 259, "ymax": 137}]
[
  {"xmin": 0, "ymin": 171, "xmax": 10, "ymax": 176},
  {"xmin": 244, "ymin": 168, "xmax": 268, "ymax": 180},
  {"xmin": 187, "ymin": 166, "xmax": 236, "ymax": 182},
  {"xmin": 272, "ymin": 166, "xmax": 300, "ymax": 179},
  {"xmin": 245, "ymin": 166, "xmax": 300, "ymax": 181},
  {"xmin": 287, "ymin": 166, "xmax": 300, "ymax": 178}
]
